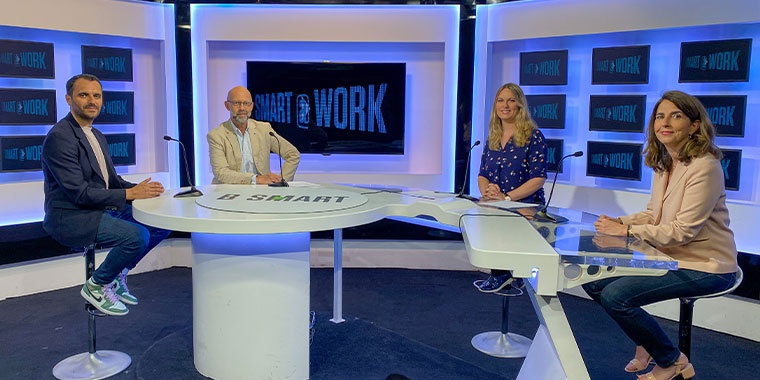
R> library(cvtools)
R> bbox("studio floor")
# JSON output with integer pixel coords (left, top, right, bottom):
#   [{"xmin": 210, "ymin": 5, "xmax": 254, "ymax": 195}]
[{"xmin": 0, "ymin": 267, "xmax": 757, "ymax": 379}]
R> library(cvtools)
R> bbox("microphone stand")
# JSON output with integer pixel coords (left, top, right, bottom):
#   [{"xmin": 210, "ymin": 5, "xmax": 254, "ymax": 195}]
[
  {"xmin": 534, "ymin": 151, "xmax": 583, "ymax": 224},
  {"xmin": 267, "ymin": 131, "xmax": 289, "ymax": 187},
  {"xmin": 455, "ymin": 140, "xmax": 481, "ymax": 202},
  {"xmin": 163, "ymin": 136, "xmax": 203, "ymax": 198}
]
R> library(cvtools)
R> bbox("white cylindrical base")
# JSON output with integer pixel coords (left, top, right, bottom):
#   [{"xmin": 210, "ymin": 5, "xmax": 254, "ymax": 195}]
[{"xmin": 192, "ymin": 232, "xmax": 311, "ymax": 380}]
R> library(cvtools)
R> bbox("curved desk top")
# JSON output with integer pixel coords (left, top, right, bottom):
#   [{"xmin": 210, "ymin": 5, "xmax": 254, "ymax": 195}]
[
  {"xmin": 133, "ymin": 183, "xmax": 675, "ymax": 296},
  {"xmin": 133, "ymin": 183, "xmax": 489, "ymax": 234}
]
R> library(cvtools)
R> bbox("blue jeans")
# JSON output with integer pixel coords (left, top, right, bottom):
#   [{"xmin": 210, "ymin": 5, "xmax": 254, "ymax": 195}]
[
  {"xmin": 91, "ymin": 204, "xmax": 171, "ymax": 285},
  {"xmin": 582, "ymin": 270, "xmax": 736, "ymax": 367}
]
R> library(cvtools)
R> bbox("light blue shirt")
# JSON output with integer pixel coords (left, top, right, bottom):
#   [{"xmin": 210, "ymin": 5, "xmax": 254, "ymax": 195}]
[{"xmin": 233, "ymin": 125, "xmax": 258, "ymax": 183}]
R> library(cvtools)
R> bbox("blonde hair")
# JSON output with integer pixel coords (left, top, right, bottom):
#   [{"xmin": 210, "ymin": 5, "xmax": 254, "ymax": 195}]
[{"xmin": 487, "ymin": 83, "xmax": 537, "ymax": 150}]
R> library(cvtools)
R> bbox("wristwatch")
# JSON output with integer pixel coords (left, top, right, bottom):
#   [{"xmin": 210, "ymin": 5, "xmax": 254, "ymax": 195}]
[{"xmin": 504, "ymin": 194, "xmax": 512, "ymax": 202}]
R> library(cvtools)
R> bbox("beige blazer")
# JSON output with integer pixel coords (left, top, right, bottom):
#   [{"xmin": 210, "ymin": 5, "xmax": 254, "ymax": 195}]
[
  {"xmin": 621, "ymin": 155, "xmax": 737, "ymax": 274},
  {"xmin": 207, "ymin": 119, "xmax": 300, "ymax": 184}
]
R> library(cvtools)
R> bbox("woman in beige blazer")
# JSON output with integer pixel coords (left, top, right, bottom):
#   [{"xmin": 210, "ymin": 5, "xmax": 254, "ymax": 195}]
[{"xmin": 583, "ymin": 91, "xmax": 738, "ymax": 380}]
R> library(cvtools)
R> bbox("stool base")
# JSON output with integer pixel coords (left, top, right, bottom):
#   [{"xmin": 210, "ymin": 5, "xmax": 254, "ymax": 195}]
[
  {"xmin": 471, "ymin": 331, "xmax": 532, "ymax": 358},
  {"xmin": 52, "ymin": 350, "xmax": 131, "ymax": 380}
]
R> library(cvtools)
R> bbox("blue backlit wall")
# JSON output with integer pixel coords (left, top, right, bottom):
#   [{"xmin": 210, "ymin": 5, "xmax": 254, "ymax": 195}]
[
  {"xmin": 0, "ymin": 0, "xmax": 179, "ymax": 226},
  {"xmin": 190, "ymin": 4, "xmax": 460, "ymax": 191},
  {"xmin": 472, "ymin": 0, "xmax": 760, "ymax": 253}
]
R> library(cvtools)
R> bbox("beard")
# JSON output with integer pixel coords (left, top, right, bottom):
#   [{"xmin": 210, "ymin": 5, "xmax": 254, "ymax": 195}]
[
  {"xmin": 74, "ymin": 106, "xmax": 100, "ymax": 123},
  {"xmin": 232, "ymin": 114, "xmax": 249, "ymax": 125}
]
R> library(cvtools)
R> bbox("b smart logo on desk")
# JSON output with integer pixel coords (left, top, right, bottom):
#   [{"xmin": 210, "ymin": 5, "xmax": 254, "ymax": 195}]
[
  {"xmin": 198, "ymin": 187, "xmax": 369, "ymax": 214},
  {"xmin": 216, "ymin": 193, "xmax": 350, "ymax": 203}
]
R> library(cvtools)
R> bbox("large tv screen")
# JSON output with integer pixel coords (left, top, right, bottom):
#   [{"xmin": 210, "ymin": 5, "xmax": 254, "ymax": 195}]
[{"xmin": 246, "ymin": 61, "xmax": 406, "ymax": 155}]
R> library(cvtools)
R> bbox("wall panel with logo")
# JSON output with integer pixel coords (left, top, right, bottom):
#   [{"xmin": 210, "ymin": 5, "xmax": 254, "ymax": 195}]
[
  {"xmin": 0, "ymin": 0, "xmax": 178, "ymax": 226},
  {"xmin": 472, "ymin": 0, "xmax": 760, "ymax": 255}
]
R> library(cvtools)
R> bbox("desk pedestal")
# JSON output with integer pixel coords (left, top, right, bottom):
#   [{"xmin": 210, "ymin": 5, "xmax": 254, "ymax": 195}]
[{"xmin": 192, "ymin": 232, "xmax": 311, "ymax": 380}]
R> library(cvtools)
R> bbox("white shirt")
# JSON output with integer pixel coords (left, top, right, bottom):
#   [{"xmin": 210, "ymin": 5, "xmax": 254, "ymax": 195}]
[
  {"xmin": 233, "ymin": 125, "xmax": 258, "ymax": 183},
  {"xmin": 81, "ymin": 125, "xmax": 110, "ymax": 188}
]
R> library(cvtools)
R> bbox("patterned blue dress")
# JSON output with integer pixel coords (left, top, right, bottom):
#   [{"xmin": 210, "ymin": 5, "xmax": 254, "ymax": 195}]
[{"xmin": 477, "ymin": 129, "xmax": 548, "ymax": 205}]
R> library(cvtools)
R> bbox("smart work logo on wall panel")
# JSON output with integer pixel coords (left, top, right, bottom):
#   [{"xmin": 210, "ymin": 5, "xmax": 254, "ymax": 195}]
[
  {"xmin": 719, "ymin": 149, "xmax": 742, "ymax": 191},
  {"xmin": 94, "ymin": 91, "xmax": 134, "ymax": 124},
  {"xmin": 695, "ymin": 95, "xmax": 746, "ymax": 137},
  {"xmin": 589, "ymin": 95, "xmax": 646, "ymax": 133},
  {"xmin": 0, "ymin": 39, "xmax": 55, "ymax": 79},
  {"xmin": 81, "ymin": 45, "xmax": 133, "ymax": 82},
  {"xmin": 0, "ymin": 135, "xmax": 45, "ymax": 172},
  {"xmin": 592, "ymin": 45, "xmax": 650, "ymax": 85},
  {"xmin": 586, "ymin": 141, "xmax": 642, "ymax": 181},
  {"xmin": 679, "ymin": 38, "xmax": 752, "ymax": 83},
  {"xmin": 104, "ymin": 133, "xmax": 136, "ymax": 166},
  {"xmin": 0, "ymin": 88, "xmax": 57, "ymax": 125},
  {"xmin": 545, "ymin": 139, "xmax": 564, "ymax": 173},
  {"xmin": 519, "ymin": 50, "xmax": 568, "ymax": 86},
  {"xmin": 526, "ymin": 94, "xmax": 566, "ymax": 129}
]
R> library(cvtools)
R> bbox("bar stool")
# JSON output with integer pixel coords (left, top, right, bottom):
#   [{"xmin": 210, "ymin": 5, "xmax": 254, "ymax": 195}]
[
  {"xmin": 678, "ymin": 267, "xmax": 743, "ymax": 359},
  {"xmin": 470, "ymin": 279, "xmax": 532, "ymax": 358},
  {"xmin": 52, "ymin": 244, "xmax": 132, "ymax": 380}
]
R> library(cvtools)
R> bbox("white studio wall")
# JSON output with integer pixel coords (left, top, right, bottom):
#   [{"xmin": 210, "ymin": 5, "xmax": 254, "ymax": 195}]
[
  {"xmin": 190, "ymin": 4, "xmax": 461, "ymax": 191},
  {"xmin": 471, "ymin": 0, "xmax": 760, "ymax": 254},
  {"xmin": 0, "ymin": 0, "xmax": 179, "ymax": 226}
]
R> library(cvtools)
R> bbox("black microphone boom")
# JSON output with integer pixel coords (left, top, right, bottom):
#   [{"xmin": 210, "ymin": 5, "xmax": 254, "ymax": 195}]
[
  {"xmin": 535, "ymin": 150, "xmax": 583, "ymax": 223},
  {"xmin": 456, "ymin": 140, "xmax": 481, "ymax": 202},
  {"xmin": 163, "ymin": 135, "xmax": 203, "ymax": 198},
  {"xmin": 267, "ymin": 131, "xmax": 289, "ymax": 187}
]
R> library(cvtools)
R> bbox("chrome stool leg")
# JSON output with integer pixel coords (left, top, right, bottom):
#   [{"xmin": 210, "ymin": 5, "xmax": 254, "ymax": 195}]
[
  {"xmin": 471, "ymin": 280, "xmax": 532, "ymax": 358},
  {"xmin": 52, "ymin": 244, "xmax": 131, "ymax": 380}
]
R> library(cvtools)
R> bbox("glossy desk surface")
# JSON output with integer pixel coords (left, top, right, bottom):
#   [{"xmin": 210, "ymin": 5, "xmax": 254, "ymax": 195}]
[{"xmin": 134, "ymin": 183, "xmax": 676, "ymax": 296}]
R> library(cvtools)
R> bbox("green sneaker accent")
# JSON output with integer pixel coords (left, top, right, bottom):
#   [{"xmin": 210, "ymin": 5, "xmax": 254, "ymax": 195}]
[
  {"xmin": 114, "ymin": 269, "xmax": 138, "ymax": 305},
  {"xmin": 81, "ymin": 278, "xmax": 128, "ymax": 316}
]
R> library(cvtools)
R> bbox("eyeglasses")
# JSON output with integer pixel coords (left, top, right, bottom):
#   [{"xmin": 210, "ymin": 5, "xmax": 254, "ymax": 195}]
[{"xmin": 227, "ymin": 100, "xmax": 253, "ymax": 107}]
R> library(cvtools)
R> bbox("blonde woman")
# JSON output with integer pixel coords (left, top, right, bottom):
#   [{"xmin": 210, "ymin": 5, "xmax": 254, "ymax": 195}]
[{"xmin": 475, "ymin": 83, "xmax": 547, "ymax": 292}]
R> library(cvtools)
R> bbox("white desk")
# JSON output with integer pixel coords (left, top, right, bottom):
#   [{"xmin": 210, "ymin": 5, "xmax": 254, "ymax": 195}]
[{"xmin": 133, "ymin": 184, "xmax": 675, "ymax": 380}]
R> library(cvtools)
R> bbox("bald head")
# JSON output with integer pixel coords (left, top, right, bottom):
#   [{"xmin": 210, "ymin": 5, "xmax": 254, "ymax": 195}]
[
  {"xmin": 225, "ymin": 86, "xmax": 254, "ymax": 130},
  {"xmin": 227, "ymin": 86, "xmax": 251, "ymax": 101}
]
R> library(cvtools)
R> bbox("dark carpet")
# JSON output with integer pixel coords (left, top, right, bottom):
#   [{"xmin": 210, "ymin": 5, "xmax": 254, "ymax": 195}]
[{"xmin": 0, "ymin": 267, "xmax": 757, "ymax": 379}]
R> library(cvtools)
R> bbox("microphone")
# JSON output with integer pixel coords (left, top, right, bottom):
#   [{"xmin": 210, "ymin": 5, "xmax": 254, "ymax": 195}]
[
  {"xmin": 535, "ymin": 150, "xmax": 583, "ymax": 223},
  {"xmin": 163, "ymin": 135, "xmax": 203, "ymax": 198},
  {"xmin": 267, "ymin": 131, "xmax": 289, "ymax": 187},
  {"xmin": 456, "ymin": 140, "xmax": 481, "ymax": 202}
]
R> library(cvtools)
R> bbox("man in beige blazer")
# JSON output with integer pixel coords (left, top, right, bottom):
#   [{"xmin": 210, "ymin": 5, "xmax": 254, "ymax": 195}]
[{"xmin": 207, "ymin": 86, "xmax": 300, "ymax": 185}]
